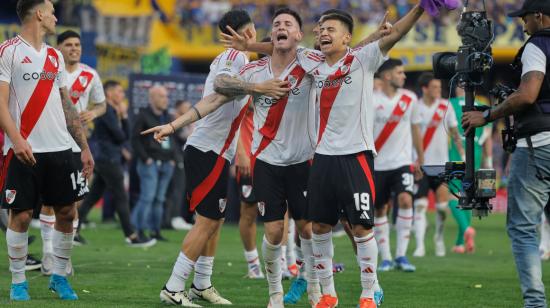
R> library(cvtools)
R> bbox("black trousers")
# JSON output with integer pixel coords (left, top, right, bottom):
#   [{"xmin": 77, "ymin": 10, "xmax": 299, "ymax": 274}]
[
  {"xmin": 163, "ymin": 161, "xmax": 193, "ymax": 225},
  {"xmin": 79, "ymin": 160, "xmax": 134, "ymax": 237}
]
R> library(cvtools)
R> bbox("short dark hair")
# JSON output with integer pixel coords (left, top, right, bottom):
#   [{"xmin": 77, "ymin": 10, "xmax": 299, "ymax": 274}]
[
  {"xmin": 57, "ymin": 30, "xmax": 80, "ymax": 45},
  {"xmin": 16, "ymin": 0, "xmax": 46, "ymax": 22},
  {"xmin": 377, "ymin": 58, "xmax": 404, "ymax": 75},
  {"xmin": 218, "ymin": 10, "xmax": 252, "ymax": 36},
  {"xmin": 320, "ymin": 13, "xmax": 354, "ymax": 34},
  {"xmin": 418, "ymin": 72, "xmax": 437, "ymax": 89},
  {"xmin": 321, "ymin": 9, "xmax": 352, "ymax": 21},
  {"xmin": 103, "ymin": 80, "xmax": 121, "ymax": 92},
  {"xmin": 272, "ymin": 7, "xmax": 303, "ymax": 30}
]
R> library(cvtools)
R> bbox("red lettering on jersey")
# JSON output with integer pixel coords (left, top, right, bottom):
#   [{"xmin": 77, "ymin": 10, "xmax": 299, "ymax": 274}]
[
  {"xmin": 69, "ymin": 70, "xmax": 94, "ymax": 104},
  {"xmin": 317, "ymin": 54, "xmax": 355, "ymax": 145},
  {"xmin": 422, "ymin": 101, "xmax": 448, "ymax": 151},
  {"xmin": 250, "ymin": 64, "xmax": 306, "ymax": 170},
  {"xmin": 374, "ymin": 94, "xmax": 413, "ymax": 151},
  {"xmin": 189, "ymin": 101, "xmax": 249, "ymax": 211}
]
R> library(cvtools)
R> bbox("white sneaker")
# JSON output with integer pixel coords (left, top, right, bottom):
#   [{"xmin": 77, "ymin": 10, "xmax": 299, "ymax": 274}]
[
  {"xmin": 245, "ymin": 263, "xmax": 265, "ymax": 279},
  {"xmin": 435, "ymin": 237, "xmax": 446, "ymax": 257},
  {"xmin": 267, "ymin": 292, "xmax": 284, "ymax": 308},
  {"xmin": 540, "ymin": 249, "xmax": 550, "ymax": 261},
  {"xmin": 160, "ymin": 286, "xmax": 202, "ymax": 307},
  {"xmin": 189, "ymin": 285, "xmax": 231, "ymax": 305},
  {"xmin": 413, "ymin": 246, "xmax": 425, "ymax": 257},
  {"xmin": 41, "ymin": 253, "xmax": 53, "ymax": 276},
  {"xmin": 171, "ymin": 217, "xmax": 193, "ymax": 231}
]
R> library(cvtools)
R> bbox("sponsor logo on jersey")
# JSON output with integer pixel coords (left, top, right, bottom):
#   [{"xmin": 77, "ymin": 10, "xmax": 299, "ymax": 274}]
[
  {"xmin": 5, "ymin": 189, "xmax": 16, "ymax": 205},
  {"xmin": 316, "ymin": 75, "xmax": 352, "ymax": 89},
  {"xmin": 242, "ymin": 185, "xmax": 252, "ymax": 198},
  {"xmin": 219, "ymin": 198, "xmax": 227, "ymax": 213},
  {"xmin": 23, "ymin": 71, "xmax": 60, "ymax": 81},
  {"xmin": 258, "ymin": 201, "xmax": 266, "ymax": 216},
  {"xmin": 340, "ymin": 64, "xmax": 350, "ymax": 74},
  {"xmin": 21, "ymin": 56, "xmax": 32, "ymax": 64}
]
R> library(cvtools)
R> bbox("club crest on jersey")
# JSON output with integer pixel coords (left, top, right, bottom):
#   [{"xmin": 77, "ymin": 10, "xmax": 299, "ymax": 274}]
[
  {"xmin": 288, "ymin": 75, "xmax": 298, "ymax": 88},
  {"xmin": 219, "ymin": 198, "xmax": 227, "ymax": 213},
  {"xmin": 242, "ymin": 185, "xmax": 252, "ymax": 198},
  {"xmin": 48, "ymin": 55, "xmax": 58, "ymax": 68},
  {"xmin": 399, "ymin": 100, "xmax": 408, "ymax": 111},
  {"xmin": 79, "ymin": 75, "xmax": 89, "ymax": 88},
  {"xmin": 436, "ymin": 108, "xmax": 445, "ymax": 117},
  {"xmin": 340, "ymin": 64, "xmax": 350, "ymax": 74},
  {"xmin": 258, "ymin": 202, "xmax": 266, "ymax": 216},
  {"xmin": 5, "ymin": 189, "xmax": 16, "ymax": 205}
]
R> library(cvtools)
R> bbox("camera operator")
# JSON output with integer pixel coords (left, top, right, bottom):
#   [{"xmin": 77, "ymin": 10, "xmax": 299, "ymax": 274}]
[{"xmin": 462, "ymin": 1, "xmax": 550, "ymax": 306}]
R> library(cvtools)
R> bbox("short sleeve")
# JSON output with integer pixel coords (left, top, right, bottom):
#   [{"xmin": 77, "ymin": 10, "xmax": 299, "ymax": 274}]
[
  {"xmin": 90, "ymin": 71, "xmax": 106, "ymax": 104},
  {"xmin": 352, "ymin": 41, "xmax": 387, "ymax": 72},
  {"xmin": 446, "ymin": 101, "xmax": 458, "ymax": 128},
  {"xmin": 215, "ymin": 49, "xmax": 248, "ymax": 78},
  {"xmin": 296, "ymin": 47, "xmax": 324, "ymax": 73},
  {"xmin": 522, "ymin": 42, "xmax": 546, "ymax": 76},
  {"xmin": 56, "ymin": 53, "xmax": 69, "ymax": 89},
  {"xmin": 411, "ymin": 97, "xmax": 422, "ymax": 125},
  {"xmin": 0, "ymin": 47, "xmax": 12, "ymax": 84}
]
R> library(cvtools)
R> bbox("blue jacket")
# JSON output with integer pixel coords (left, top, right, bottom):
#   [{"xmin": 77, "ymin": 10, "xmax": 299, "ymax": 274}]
[{"xmin": 91, "ymin": 104, "xmax": 129, "ymax": 163}]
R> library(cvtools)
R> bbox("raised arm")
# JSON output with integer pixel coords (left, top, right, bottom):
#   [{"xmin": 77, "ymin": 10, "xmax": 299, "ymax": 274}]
[
  {"xmin": 378, "ymin": 5, "xmax": 424, "ymax": 55},
  {"xmin": 220, "ymin": 26, "xmax": 274, "ymax": 55},
  {"xmin": 354, "ymin": 12, "xmax": 393, "ymax": 49}
]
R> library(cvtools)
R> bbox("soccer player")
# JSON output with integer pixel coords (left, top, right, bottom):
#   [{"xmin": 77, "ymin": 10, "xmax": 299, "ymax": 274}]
[
  {"xmin": 412, "ymin": 73, "xmax": 464, "ymax": 257},
  {"xmin": 142, "ymin": 10, "xmax": 290, "ymax": 307},
  {"xmin": 40, "ymin": 29, "xmax": 106, "ymax": 276},
  {"xmin": 448, "ymin": 86, "xmax": 492, "ymax": 254},
  {"xmin": 372, "ymin": 58, "xmax": 424, "ymax": 272},
  {"xmin": 0, "ymin": 0, "xmax": 93, "ymax": 301},
  {"xmin": 235, "ymin": 99, "xmax": 265, "ymax": 279},
  {"xmin": 219, "ymin": 6, "xmax": 424, "ymax": 307},
  {"xmin": 216, "ymin": 8, "xmax": 321, "ymax": 307}
]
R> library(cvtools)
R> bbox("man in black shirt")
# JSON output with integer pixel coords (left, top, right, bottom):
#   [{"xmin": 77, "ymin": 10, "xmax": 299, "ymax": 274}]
[
  {"xmin": 78, "ymin": 80, "xmax": 156, "ymax": 247},
  {"xmin": 131, "ymin": 85, "xmax": 177, "ymax": 241}
]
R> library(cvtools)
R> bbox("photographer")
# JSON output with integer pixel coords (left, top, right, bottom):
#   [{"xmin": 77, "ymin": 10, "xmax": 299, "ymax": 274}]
[{"xmin": 462, "ymin": 1, "xmax": 550, "ymax": 306}]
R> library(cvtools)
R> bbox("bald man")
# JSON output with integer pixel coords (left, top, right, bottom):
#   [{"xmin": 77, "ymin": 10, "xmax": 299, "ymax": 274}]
[{"xmin": 131, "ymin": 85, "xmax": 177, "ymax": 241}]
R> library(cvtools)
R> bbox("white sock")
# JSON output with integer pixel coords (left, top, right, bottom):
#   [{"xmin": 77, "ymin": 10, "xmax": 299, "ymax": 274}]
[
  {"xmin": 262, "ymin": 236, "xmax": 283, "ymax": 296},
  {"xmin": 355, "ymin": 233, "xmax": 378, "ymax": 299},
  {"xmin": 374, "ymin": 216, "xmax": 392, "ymax": 261},
  {"xmin": 435, "ymin": 202, "xmax": 447, "ymax": 241},
  {"xmin": 286, "ymin": 220, "xmax": 296, "ymax": 267},
  {"xmin": 166, "ymin": 252, "xmax": 195, "ymax": 292},
  {"xmin": 7, "ymin": 229, "xmax": 28, "ymax": 284},
  {"xmin": 312, "ymin": 232, "xmax": 336, "ymax": 296},
  {"xmin": 295, "ymin": 244, "xmax": 306, "ymax": 279},
  {"xmin": 193, "ymin": 256, "xmax": 214, "ymax": 290},
  {"xmin": 52, "ymin": 229, "xmax": 73, "ymax": 277},
  {"xmin": 413, "ymin": 199, "xmax": 428, "ymax": 250},
  {"xmin": 244, "ymin": 248, "xmax": 261, "ymax": 270},
  {"xmin": 281, "ymin": 245, "xmax": 287, "ymax": 271},
  {"xmin": 40, "ymin": 214, "xmax": 55, "ymax": 255},
  {"xmin": 72, "ymin": 219, "xmax": 79, "ymax": 239},
  {"xmin": 300, "ymin": 236, "xmax": 319, "ymax": 289},
  {"xmin": 395, "ymin": 208, "xmax": 414, "ymax": 258}
]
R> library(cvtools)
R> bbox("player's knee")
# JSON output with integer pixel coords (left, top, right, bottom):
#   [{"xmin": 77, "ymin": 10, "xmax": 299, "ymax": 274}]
[
  {"xmin": 398, "ymin": 193, "xmax": 413, "ymax": 208},
  {"xmin": 296, "ymin": 220, "xmax": 312, "ymax": 239},
  {"xmin": 41, "ymin": 205, "xmax": 55, "ymax": 215},
  {"xmin": 351, "ymin": 224, "xmax": 373, "ymax": 238},
  {"xmin": 264, "ymin": 221, "xmax": 284, "ymax": 245},
  {"xmin": 312, "ymin": 222, "xmax": 332, "ymax": 235},
  {"xmin": 54, "ymin": 205, "xmax": 77, "ymax": 224},
  {"xmin": 8, "ymin": 209, "xmax": 33, "ymax": 229}
]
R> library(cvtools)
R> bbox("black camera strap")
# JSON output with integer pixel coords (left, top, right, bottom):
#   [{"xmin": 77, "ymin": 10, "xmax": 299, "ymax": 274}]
[{"xmin": 526, "ymin": 136, "xmax": 550, "ymax": 181}]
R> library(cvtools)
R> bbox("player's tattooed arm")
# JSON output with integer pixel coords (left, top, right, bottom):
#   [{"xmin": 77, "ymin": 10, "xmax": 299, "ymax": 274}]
[
  {"xmin": 219, "ymin": 26, "xmax": 273, "ymax": 55},
  {"xmin": 214, "ymin": 75, "xmax": 290, "ymax": 99},
  {"xmin": 60, "ymin": 87, "xmax": 90, "ymax": 151}
]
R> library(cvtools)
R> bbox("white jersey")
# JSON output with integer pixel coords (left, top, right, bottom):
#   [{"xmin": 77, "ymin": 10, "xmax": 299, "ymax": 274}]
[
  {"xmin": 186, "ymin": 49, "xmax": 249, "ymax": 161},
  {"xmin": 67, "ymin": 63, "xmax": 105, "ymax": 152},
  {"xmin": 297, "ymin": 42, "xmax": 387, "ymax": 155},
  {"xmin": 239, "ymin": 56, "xmax": 317, "ymax": 166},
  {"xmin": 414, "ymin": 98, "xmax": 458, "ymax": 165},
  {"xmin": 373, "ymin": 89, "xmax": 420, "ymax": 171},
  {"xmin": 0, "ymin": 36, "xmax": 71, "ymax": 154}
]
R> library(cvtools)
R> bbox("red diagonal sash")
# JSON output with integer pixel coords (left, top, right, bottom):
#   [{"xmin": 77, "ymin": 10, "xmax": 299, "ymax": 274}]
[
  {"xmin": 422, "ymin": 101, "xmax": 448, "ymax": 151},
  {"xmin": 250, "ymin": 64, "xmax": 307, "ymax": 171},
  {"xmin": 374, "ymin": 94, "xmax": 413, "ymax": 151},
  {"xmin": 317, "ymin": 54, "xmax": 355, "ymax": 145},
  {"xmin": 189, "ymin": 101, "xmax": 249, "ymax": 211},
  {"xmin": 69, "ymin": 70, "xmax": 94, "ymax": 105},
  {"xmin": 1, "ymin": 48, "xmax": 59, "ymax": 189}
]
